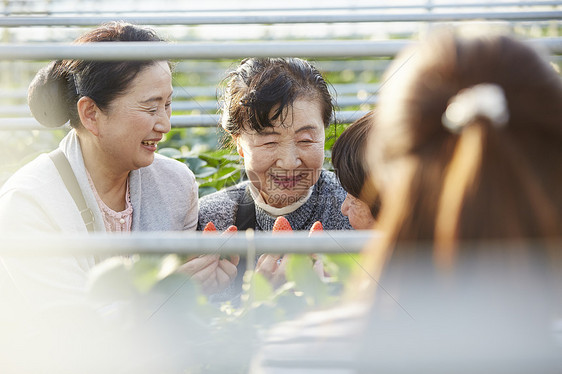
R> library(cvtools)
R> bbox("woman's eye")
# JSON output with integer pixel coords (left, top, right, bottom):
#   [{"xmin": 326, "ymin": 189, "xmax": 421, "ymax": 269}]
[
  {"xmin": 299, "ymin": 140, "xmax": 313, "ymax": 144},
  {"xmin": 264, "ymin": 142, "xmax": 277, "ymax": 146}
]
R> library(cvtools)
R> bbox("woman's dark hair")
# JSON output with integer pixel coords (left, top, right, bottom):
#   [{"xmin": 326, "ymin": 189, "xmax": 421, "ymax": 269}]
[
  {"xmin": 220, "ymin": 57, "xmax": 333, "ymax": 136},
  {"xmin": 332, "ymin": 111, "xmax": 381, "ymax": 218},
  {"xmin": 28, "ymin": 22, "xmax": 167, "ymax": 128}
]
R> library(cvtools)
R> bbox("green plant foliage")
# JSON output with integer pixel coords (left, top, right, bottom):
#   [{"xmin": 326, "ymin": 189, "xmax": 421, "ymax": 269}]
[
  {"xmin": 323, "ymin": 253, "xmax": 362, "ymax": 283},
  {"xmin": 247, "ymin": 272, "xmax": 274, "ymax": 303},
  {"xmin": 157, "ymin": 146, "xmax": 243, "ymax": 197},
  {"xmin": 81, "ymin": 247, "xmax": 356, "ymax": 373},
  {"xmin": 285, "ymin": 254, "xmax": 329, "ymax": 305}
]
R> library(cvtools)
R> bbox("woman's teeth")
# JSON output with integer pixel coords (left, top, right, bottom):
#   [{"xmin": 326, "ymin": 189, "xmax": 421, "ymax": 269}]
[{"xmin": 142, "ymin": 140, "xmax": 157, "ymax": 146}]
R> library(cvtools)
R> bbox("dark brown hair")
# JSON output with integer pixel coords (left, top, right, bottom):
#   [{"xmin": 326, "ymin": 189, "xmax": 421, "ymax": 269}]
[
  {"xmin": 220, "ymin": 57, "xmax": 333, "ymax": 137},
  {"xmin": 331, "ymin": 111, "xmax": 381, "ymax": 218},
  {"xmin": 28, "ymin": 22, "xmax": 167, "ymax": 128},
  {"xmin": 369, "ymin": 31, "xmax": 562, "ymax": 267}
]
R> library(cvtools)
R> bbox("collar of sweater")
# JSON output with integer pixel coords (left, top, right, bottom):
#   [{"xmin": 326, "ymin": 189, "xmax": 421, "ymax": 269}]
[
  {"xmin": 247, "ymin": 180, "xmax": 313, "ymax": 217},
  {"xmin": 253, "ymin": 171, "xmax": 330, "ymax": 231}
]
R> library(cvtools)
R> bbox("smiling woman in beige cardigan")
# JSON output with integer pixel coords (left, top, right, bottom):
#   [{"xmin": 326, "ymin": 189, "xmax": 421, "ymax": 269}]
[{"xmin": 0, "ymin": 22, "xmax": 238, "ymax": 309}]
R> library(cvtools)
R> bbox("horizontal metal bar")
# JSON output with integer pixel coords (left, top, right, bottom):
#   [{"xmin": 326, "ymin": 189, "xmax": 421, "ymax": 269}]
[
  {"xmin": 172, "ymin": 59, "xmax": 392, "ymax": 75},
  {"xmin": 0, "ymin": 110, "xmax": 370, "ymax": 130},
  {"xmin": 4, "ymin": 2, "xmax": 562, "ymax": 16},
  {"xmin": 2, "ymin": 38, "xmax": 561, "ymax": 61},
  {"xmin": 172, "ymin": 96, "xmax": 377, "ymax": 111},
  {"xmin": 1, "ymin": 11, "xmax": 561, "ymax": 27},
  {"xmin": 0, "ymin": 105, "xmax": 30, "ymax": 116},
  {"xmin": 0, "ymin": 40, "xmax": 412, "ymax": 60},
  {"xmin": 0, "ymin": 96, "xmax": 377, "ymax": 116},
  {"xmin": 1, "ymin": 231, "xmax": 378, "ymax": 256},
  {"xmin": 0, "ymin": 83, "xmax": 383, "ymax": 101},
  {"xmin": 170, "ymin": 114, "xmax": 219, "ymax": 127}
]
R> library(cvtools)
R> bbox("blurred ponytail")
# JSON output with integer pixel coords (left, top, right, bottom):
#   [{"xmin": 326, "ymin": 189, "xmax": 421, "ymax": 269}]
[
  {"xmin": 368, "ymin": 30, "xmax": 562, "ymax": 276},
  {"xmin": 435, "ymin": 122, "xmax": 486, "ymax": 267},
  {"xmin": 435, "ymin": 115, "xmax": 560, "ymax": 268}
]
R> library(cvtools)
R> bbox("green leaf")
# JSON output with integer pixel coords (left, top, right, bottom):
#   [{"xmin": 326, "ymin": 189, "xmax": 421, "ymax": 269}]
[
  {"xmin": 272, "ymin": 288, "xmax": 309, "ymax": 319},
  {"xmin": 195, "ymin": 166, "xmax": 218, "ymax": 178},
  {"xmin": 323, "ymin": 253, "xmax": 361, "ymax": 282},
  {"xmin": 87, "ymin": 257, "xmax": 136, "ymax": 302},
  {"xmin": 248, "ymin": 272, "xmax": 274, "ymax": 303},
  {"xmin": 198, "ymin": 186, "xmax": 217, "ymax": 197},
  {"xmin": 215, "ymin": 167, "xmax": 241, "ymax": 181},
  {"xmin": 285, "ymin": 254, "xmax": 329, "ymax": 305},
  {"xmin": 130, "ymin": 255, "xmax": 181, "ymax": 293},
  {"xmin": 221, "ymin": 154, "xmax": 241, "ymax": 162},
  {"xmin": 151, "ymin": 272, "xmax": 198, "ymax": 304},
  {"xmin": 144, "ymin": 273, "xmax": 201, "ymax": 322},
  {"xmin": 197, "ymin": 154, "xmax": 221, "ymax": 167},
  {"xmin": 157, "ymin": 147, "xmax": 182, "ymax": 158},
  {"xmin": 130, "ymin": 256, "xmax": 162, "ymax": 293},
  {"xmin": 183, "ymin": 156, "xmax": 207, "ymax": 172},
  {"xmin": 198, "ymin": 149, "xmax": 239, "ymax": 166}
]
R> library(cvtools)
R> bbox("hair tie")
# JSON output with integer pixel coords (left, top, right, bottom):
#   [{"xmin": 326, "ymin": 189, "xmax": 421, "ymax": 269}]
[{"xmin": 442, "ymin": 83, "xmax": 509, "ymax": 133}]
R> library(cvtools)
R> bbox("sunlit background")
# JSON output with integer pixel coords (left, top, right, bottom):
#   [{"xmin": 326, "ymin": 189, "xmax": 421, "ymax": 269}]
[{"xmin": 2, "ymin": 0, "xmax": 561, "ymax": 193}]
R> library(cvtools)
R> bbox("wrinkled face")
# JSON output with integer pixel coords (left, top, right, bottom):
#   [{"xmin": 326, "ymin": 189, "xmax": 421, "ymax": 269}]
[
  {"xmin": 236, "ymin": 99, "xmax": 326, "ymax": 208},
  {"xmin": 341, "ymin": 193, "xmax": 376, "ymax": 230},
  {"xmin": 96, "ymin": 61, "xmax": 173, "ymax": 172}
]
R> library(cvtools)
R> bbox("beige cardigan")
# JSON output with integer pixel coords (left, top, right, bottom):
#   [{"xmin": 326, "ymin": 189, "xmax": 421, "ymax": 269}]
[{"xmin": 0, "ymin": 130, "xmax": 198, "ymax": 308}]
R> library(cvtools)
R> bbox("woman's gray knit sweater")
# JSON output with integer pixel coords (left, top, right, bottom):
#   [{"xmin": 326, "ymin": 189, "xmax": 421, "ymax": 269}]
[{"xmin": 198, "ymin": 170, "xmax": 351, "ymax": 231}]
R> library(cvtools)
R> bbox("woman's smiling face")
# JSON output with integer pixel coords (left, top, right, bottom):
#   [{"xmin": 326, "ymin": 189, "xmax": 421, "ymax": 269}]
[
  {"xmin": 94, "ymin": 61, "xmax": 173, "ymax": 173},
  {"xmin": 236, "ymin": 99, "xmax": 326, "ymax": 208}
]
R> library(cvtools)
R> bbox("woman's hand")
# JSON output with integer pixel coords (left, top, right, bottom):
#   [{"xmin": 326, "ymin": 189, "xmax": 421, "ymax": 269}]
[
  {"xmin": 256, "ymin": 254, "xmax": 326, "ymax": 287},
  {"xmin": 177, "ymin": 254, "xmax": 240, "ymax": 295},
  {"xmin": 311, "ymin": 254, "xmax": 327, "ymax": 279},
  {"xmin": 255, "ymin": 254, "xmax": 289, "ymax": 288}
]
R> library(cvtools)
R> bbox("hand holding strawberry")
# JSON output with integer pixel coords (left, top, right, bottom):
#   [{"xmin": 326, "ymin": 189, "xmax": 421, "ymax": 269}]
[
  {"xmin": 176, "ymin": 221, "xmax": 239, "ymax": 294},
  {"xmin": 256, "ymin": 216, "xmax": 292, "ymax": 286}
]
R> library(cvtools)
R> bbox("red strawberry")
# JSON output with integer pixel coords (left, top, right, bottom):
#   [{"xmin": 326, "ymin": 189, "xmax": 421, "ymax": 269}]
[
  {"xmin": 222, "ymin": 225, "xmax": 238, "ymax": 235},
  {"xmin": 203, "ymin": 221, "xmax": 217, "ymax": 233},
  {"xmin": 309, "ymin": 221, "xmax": 323, "ymax": 236},
  {"xmin": 272, "ymin": 216, "xmax": 292, "ymax": 233}
]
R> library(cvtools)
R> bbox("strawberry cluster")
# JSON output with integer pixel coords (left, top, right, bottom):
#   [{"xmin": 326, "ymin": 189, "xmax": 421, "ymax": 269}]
[
  {"xmin": 272, "ymin": 216, "xmax": 323, "ymax": 236},
  {"xmin": 203, "ymin": 221, "xmax": 238, "ymax": 235},
  {"xmin": 202, "ymin": 217, "xmax": 323, "ymax": 235}
]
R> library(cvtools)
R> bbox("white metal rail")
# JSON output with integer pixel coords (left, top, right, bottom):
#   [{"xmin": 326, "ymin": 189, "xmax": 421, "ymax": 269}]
[
  {"xmin": 4, "ymin": 2, "xmax": 562, "ymax": 15},
  {"xmin": 1, "ymin": 96, "xmax": 378, "ymax": 116},
  {"xmin": 2, "ymin": 231, "xmax": 378, "ymax": 256},
  {"xmin": 0, "ymin": 40, "xmax": 412, "ymax": 60},
  {"xmin": 0, "ymin": 83, "xmax": 383, "ymax": 101},
  {"xmin": 2, "ymin": 232, "xmax": 557, "ymax": 257},
  {"xmin": 1, "ymin": 38, "xmax": 562, "ymax": 61},
  {"xmin": 1, "ymin": 11, "xmax": 561, "ymax": 27},
  {"xmin": 0, "ymin": 110, "xmax": 371, "ymax": 130}
]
